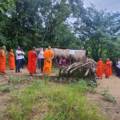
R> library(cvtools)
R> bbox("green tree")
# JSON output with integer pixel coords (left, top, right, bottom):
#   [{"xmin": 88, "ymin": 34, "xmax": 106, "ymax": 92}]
[
  {"xmin": 72, "ymin": 5, "xmax": 120, "ymax": 61},
  {"xmin": 3, "ymin": 0, "xmax": 74, "ymax": 49}
]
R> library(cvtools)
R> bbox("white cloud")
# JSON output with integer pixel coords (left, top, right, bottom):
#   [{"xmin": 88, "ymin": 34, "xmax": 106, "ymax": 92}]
[{"xmin": 84, "ymin": 0, "xmax": 120, "ymax": 12}]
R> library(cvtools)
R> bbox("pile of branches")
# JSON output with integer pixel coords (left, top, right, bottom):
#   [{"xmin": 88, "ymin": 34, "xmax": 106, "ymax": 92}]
[{"xmin": 59, "ymin": 58, "xmax": 96, "ymax": 82}]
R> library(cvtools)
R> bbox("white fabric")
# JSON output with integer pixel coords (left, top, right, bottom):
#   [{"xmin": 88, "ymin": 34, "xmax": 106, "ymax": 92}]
[
  {"xmin": 21, "ymin": 51, "xmax": 25, "ymax": 59},
  {"xmin": 16, "ymin": 50, "xmax": 23, "ymax": 60},
  {"xmin": 116, "ymin": 61, "xmax": 120, "ymax": 69},
  {"xmin": 38, "ymin": 50, "xmax": 44, "ymax": 59}
]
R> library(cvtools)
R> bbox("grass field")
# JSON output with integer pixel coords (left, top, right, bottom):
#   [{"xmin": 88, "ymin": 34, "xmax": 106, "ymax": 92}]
[{"xmin": 3, "ymin": 78, "xmax": 106, "ymax": 120}]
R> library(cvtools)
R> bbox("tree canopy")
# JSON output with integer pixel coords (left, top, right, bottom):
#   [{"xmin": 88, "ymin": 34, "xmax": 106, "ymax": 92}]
[{"xmin": 0, "ymin": 0, "xmax": 120, "ymax": 61}]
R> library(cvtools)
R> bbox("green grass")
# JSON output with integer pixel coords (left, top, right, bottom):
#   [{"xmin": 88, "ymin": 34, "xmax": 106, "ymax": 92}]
[
  {"xmin": 8, "ymin": 76, "xmax": 29, "ymax": 84},
  {"xmin": 7, "ymin": 79, "xmax": 106, "ymax": 120},
  {"xmin": 0, "ymin": 84, "xmax": 11, "ymax": 93}
]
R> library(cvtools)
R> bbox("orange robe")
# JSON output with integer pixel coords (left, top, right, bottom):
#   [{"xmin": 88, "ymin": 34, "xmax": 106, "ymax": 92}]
[
  {"xmin": 0, "ymin": 50, "xmax": 6, "ymax": 73},
  {"xmin": 8, "ymin": 52, "xmax": 15, "ymax": 70},
  {"xmin": 96, "ymin": 60, "xmax": 104, "ymax": 79},
  {"xmin": 27, "ymin": 50, "xmax": 37, "ymax": 75},
  {"xmin": 43, "ymin": 49, "xmax": 54, "ymax": 75},
  {"xmin": 105, "ymin": 60, "xmax": 112, "ymax": 78}
]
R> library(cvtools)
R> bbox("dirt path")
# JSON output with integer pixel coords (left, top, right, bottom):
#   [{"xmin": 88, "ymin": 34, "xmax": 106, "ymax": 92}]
[
  {"xmin": 88, "ymin": 76, "xmax": 120, "ymax": 120},
  {"xmin": 0, "ymin": 93, "xmax": 10, "ymax": 119},
  {"xmin": 97, "ymin": 76, "xmax": 120, "ymax": 104}
]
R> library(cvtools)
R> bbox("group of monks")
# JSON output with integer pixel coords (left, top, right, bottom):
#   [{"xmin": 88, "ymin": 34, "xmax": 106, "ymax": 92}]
[
  {"xmin": 28, "ymin": 46, "xmax": 54, "ymax": 75},
  {"xmin": 0, "ymin": 46, "xmax": 113, "ymax": 79},
  {"xmin": 27, "ymin": 46, "xmax": 54, "ymax": 75},
  {"xmin": 0, "ymin": 46, "xmax": 54, "ymax": 76},
  {"xmin": 96, "ymin": 58, "xmax": 112, "ymax": 79},
  {"xmin": 0, "ymin": 47, "xmax": 15, "ymax": 73}
]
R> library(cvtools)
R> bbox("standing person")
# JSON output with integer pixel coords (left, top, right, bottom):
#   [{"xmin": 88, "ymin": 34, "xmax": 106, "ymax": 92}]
[
  {"xmin": 105, "ymin": 58, "xmax": 112, "ymax": 78},
  {"xmin": 8, "ymin": 49, "xmax": 15, "ymax": 70},
  {"xmin": 96, "ymin": 58, "xmax": 104, "ymax": 79},
  {"xmin": 43, "ymin": 46, "xmax": 54, "ymax": 75},
  {"xmin": 116, "ymin": 59, "xmax": 120, "ymax": 77},
  {"xmin": 15, "ymin": 46, "xmax": 23, "ymax": 73},
  {"xmin": 0, "ymin": 47, "xmax": 6, "ymax": 74},
  {"xmin": 27, "ymin": 47, "xmax": 37, "ymax": 76},
  {"xmin": 38, "ymin": 48, "xmax": 44, "ymax": 73},
  {"xmin": 21, "ymin": 49, "xmax": 25, "ymax": 69}
]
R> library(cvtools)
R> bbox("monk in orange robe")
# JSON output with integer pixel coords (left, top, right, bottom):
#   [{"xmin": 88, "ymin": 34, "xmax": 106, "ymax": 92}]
[
  {"xmin": 8, "ymin": 49, "xmax": 15, "ymax": 70},
  {"xmin": 105, "ymin": 58, "xmax": 112, "ymax": 78},
  {"xmin": 96, "ymin": 58, "xmax": 104, "ymax": 79},
  {"xmin": 43, "ymin": 46, "xmax": 54, "ymax": 75},
  {"xmin": 0, "ymin": 47, "xmax": 6, "ymax": 74},
  {"xmin": 27, "ymin": 47, "xmax": 37, "ymax": 75}
]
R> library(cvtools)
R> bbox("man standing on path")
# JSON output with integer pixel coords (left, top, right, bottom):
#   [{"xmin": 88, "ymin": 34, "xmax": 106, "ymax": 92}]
[
  {"xmin": 96, "ymin": 58, "xmax": 104, "ymax": 79},
  {"xmin": 38, "ymin": 48, "xmax": 44, "ymax": 73},
  {"xmin": 43, "ymin": 46, "xmax": 54, "ymax": 75},
  {"xmin": 27, "ymin": 47, "xmax": 37, "ymax": 76},
  {"xmin": 15, "ymin": 46, "xmax": 23, "ymax": 73},
  {"xmin": 116, "ymin": 59, "xmax": 120, "ymax": 77},
  {"xmin": 21, "ymin": 49, "xmax": 25, "ymax": 69},
  {"xmin": 0, "ymin": 47, "xmax": 6, "ymax": 74},
  {"xmin": 8, "ymin": 49, "xmax": 15, "ymax": 70},
  {"xmin": 105, "ymin": 58, "xmax": 112, "ymax": 78}
]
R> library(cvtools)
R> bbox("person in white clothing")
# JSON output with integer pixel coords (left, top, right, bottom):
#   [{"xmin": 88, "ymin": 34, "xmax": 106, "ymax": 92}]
[
  {"xmin": 21, "ymin": 49, "xmax": 25, "ymax": 69},
  {"xmin": 116, "ymin": 59, "xmax": 120, "ymax": 77},
  {"xmin": 37, "ymin": 48, "xmax": 44, "ymax": 73},
  {"xmin": 15, "ymin": 46, "xmax": 24, "ymax": 73}
]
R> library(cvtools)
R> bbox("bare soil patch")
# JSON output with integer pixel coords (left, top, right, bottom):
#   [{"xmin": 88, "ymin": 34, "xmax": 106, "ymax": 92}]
[{"xmin": 87, "ymin": 76, "xmax": 120, "ymax": 120}]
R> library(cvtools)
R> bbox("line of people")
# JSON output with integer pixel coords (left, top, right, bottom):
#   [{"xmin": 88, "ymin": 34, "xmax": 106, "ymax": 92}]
[
  {"xmin": 0, "ymin": 46, "xmax": 26, "ymax": 74},
  {"xmin": 0, "ymin": 46, "xmax": 113, "ymax": 78},
  {"xmin": 0, "ymin": 46, "xmax": 54, "ymax": 76},
  {"xmin": 0, "ymin": 47, "xmax": 17, "ymax": 73},
  {"xmin": 27, "ymin": 46, "xmax": 54, "ymax": 75},
  {"xmin": 96, "ymin": 58, "xmax": 112, "ymax": 79}
]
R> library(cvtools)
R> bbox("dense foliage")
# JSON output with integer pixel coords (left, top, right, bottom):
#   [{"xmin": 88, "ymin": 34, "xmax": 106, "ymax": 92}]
[{"xmin": 0, "ymin": 0, "xmax": 120, "ymax": 61}]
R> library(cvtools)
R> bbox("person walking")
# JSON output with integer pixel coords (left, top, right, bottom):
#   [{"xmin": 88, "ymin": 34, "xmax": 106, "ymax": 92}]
[
  {"xmin": 43, "ymin": 46, "xmax": 54, "ymax": 75},
  {"xmin": 38, "ymin": 48, "xmax": 44, "ymax": 73},
  {"xmin": 15, "ymin": 46, "xmax": 23, "ymax": 73},
  {"xmin": 116, "ymin": 59, "xmax": 120, "ymax": 77},
  {"xmin": 27, "ymin": 47, "xmax": 37, "ymax": 76},
  {"xmin": 96, "ymin": 58, "xmax": 104, "ymax": 79},
  {"xmin": 8, "ymin": 49, "xmax": 15, "ymax": 70},
  {"xmin": 21, "ymin": 49, "xmax": 25, "ymax": 69},
  {"xmin": 105, "ymin": 58, "xmax": 112, "ymax": 78},
  {"xmin": 0, "ymin": 47, "xmax": 6, "ymax": 74}
]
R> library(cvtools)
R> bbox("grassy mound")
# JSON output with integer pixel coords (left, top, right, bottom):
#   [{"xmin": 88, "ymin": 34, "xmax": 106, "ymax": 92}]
[{"xmin": 7, "ymin": 80, "xmax": 106, "ymax": 120}]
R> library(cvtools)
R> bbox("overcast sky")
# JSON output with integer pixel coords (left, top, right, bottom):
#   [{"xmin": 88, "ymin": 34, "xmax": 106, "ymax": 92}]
[{"xmin": 84, "ymin": 0, "xmax": 120, "ymax": 12}]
